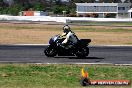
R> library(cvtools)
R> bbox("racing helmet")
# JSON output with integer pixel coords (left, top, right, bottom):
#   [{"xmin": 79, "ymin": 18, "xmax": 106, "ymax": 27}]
[{"xmin": 63, "ymin": 25, "xmax": 71, "ymax": 34}]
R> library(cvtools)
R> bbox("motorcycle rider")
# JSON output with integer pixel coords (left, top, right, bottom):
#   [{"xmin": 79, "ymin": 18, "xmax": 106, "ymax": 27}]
[{"xmin": 61, "ymin": 25, "xmax": 78, "ymax": 49}]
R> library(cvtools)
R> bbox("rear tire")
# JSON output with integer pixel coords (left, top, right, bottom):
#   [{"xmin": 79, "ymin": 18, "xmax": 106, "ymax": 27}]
[
  {"xmin": 44, "ymin": 46, "xmax": 57, "ymax": 57},
  {"xmin": 76, "ymin": 47, "xmax": 89, "ymax": 58}
]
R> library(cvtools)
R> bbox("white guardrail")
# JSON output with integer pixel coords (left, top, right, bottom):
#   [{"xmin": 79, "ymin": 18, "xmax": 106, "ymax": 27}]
[{"xmin": 0, "ymin": 15, "xmax": 132, "ymax": 23}]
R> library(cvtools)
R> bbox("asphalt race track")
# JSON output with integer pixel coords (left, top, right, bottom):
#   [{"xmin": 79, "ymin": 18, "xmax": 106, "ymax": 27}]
[{"xmin": 0, "ymin": 45, "xmax": 132, "ymax": 64}]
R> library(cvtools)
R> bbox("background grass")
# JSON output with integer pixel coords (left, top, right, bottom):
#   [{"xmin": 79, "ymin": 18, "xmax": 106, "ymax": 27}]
[
  {"xmin": 71, "ymin": 21, "xmax": 132, "ymax": 26},
  {"xmin": 74, "ymin": 28, "xmax": 132, "ymax": 32},
  {"xmin": 0, "ymin": 22, "xmax": 132, "ymax": 32},
  {"xmin": 0, "ymin": 22, "xmax": 132, "ymax": 45},
  {"xmin": 0, "ymin": 64, "xmax": 131, "ymax": 88}
]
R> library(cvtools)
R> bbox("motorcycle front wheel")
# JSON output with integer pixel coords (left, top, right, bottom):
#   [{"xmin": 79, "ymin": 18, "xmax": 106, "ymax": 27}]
[{"xmin": 44, "ymin": 46, "xmax": 57, "ymax": 57}]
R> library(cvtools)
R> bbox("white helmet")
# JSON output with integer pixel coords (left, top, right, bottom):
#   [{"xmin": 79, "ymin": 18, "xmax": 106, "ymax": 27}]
[{"xmin": 63, "ymin": 25, "xmax": 71, "ymax": 34}]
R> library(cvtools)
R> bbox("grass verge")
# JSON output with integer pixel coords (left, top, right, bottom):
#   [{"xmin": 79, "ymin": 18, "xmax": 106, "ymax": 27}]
[
  {"xmin": 71, "ymin": 21, "xmax": 132, "ymax": 26},
  {"xmin": 0, "ymin": 64, "xmax": 131, "ymax": 88}
]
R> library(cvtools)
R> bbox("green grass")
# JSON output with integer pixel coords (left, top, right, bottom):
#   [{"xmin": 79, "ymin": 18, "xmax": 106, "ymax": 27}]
[
  {"xmin": 12, "ymin": 25, "xmax": 131, "ymax": 33},
  {"xmin": 0, "ymin": 23, "xmax": 132, "ymax": 33},
  {"xmin": 0, "ymin": 25, "xmax": 44, "ymax": 30},
  {"xmin": 71, "ymin": 21, "xmax": 132, "ymax": 26},
  {"xmin": 1, "ymin": 25, "xmax": 132, "ymax": 33},
  {"xmin": 74, "ymin": 28, "xmax": 132, "ymax": 32},
  {"xmin": 0, "ymin": 64, "xmax": 131, "ymax": 88},
  {"xmin": 0, "ymin": 22, "xmax": 132, "ymax": 32}
]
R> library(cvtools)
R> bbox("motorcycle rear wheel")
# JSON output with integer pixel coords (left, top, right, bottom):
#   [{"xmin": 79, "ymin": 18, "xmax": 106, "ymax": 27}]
[{"xmin": 44, "ymin": 47, "xmax": 57, "ymax": 57}]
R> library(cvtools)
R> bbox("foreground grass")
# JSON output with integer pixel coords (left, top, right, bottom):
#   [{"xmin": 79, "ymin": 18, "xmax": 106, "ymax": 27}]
[{"xmin": 0, "ymin": 64, "xmax": 131, "ymax": 88}]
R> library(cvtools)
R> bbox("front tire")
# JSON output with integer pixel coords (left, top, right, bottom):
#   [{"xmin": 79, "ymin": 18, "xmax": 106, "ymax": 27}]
[
  {"xmin": 76, "ymin": 47, "xmax": 89, "ymax": 58},
  {"xmin": 44, "ymin": 46, "xmax": 57, "ymax": 57}
]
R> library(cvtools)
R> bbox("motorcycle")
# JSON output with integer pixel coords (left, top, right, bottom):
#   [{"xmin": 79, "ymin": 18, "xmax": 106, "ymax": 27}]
[{"xmin": 44, "ymin": 34, "xmax": 91, "ymax": 58}]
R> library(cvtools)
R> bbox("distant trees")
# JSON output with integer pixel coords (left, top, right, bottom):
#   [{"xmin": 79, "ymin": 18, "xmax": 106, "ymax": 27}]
[
  {"xmin": 0, "ymin": 0, "xmax": 131, "ymax": 15},
  {"xmin": 0, "ymin": 2, "xmax": 24, "ymax": 15},
  {"xmin": 33, "ymin": 2, "xmax": 45, "ymax": 11}
]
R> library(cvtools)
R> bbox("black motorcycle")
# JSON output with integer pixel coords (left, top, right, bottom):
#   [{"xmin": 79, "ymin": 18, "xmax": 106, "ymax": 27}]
[{"xmin": 44, "ymin": 34, "xmax": 91, "ymax": 58}]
